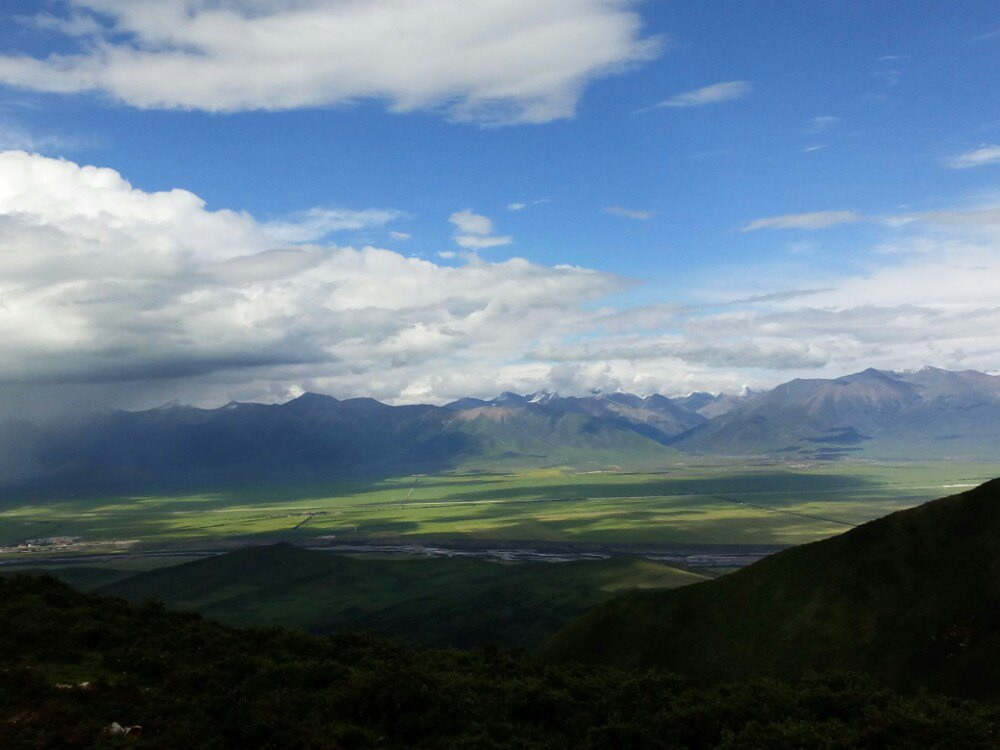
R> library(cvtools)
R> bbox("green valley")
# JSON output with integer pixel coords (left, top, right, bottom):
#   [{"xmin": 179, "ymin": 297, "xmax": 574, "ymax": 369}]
[{"xmin": 2, "ymin": 459, "xmax": 995, "ymax": 563}]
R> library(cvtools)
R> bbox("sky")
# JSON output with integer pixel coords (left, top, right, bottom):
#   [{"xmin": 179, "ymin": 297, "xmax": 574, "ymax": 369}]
[{"xmin": 0, "ymin": 0, "xmax": 999, "ymax": 413}]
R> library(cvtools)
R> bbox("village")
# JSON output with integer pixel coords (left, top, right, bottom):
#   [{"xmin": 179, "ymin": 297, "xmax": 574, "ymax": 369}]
[{"xmin": 0, "ymin": 536, "xmax": 136, "ymax": 556}]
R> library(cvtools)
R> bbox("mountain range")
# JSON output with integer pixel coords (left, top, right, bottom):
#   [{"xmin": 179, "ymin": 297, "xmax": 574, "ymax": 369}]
[
  {"xmin": 4, "ymin": 366, "xmax": 1000, "ymax": 493},
  {"xmin": 673, "ymin": 366, "xmax": 1000, "ymax": 459}
]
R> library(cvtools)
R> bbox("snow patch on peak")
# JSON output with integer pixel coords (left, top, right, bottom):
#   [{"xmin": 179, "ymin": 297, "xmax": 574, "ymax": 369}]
[{"xmin": 528, "ymin": 391, "xmax": 560, "ymax": 404}]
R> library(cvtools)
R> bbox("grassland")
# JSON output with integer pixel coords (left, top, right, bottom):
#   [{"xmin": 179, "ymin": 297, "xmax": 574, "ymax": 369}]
[
  {"xmin": 1, "ymin": 458, "xmax": 997, "ymax": 559},
  {"xmin": 68, "ymin": 543, "xmax": 705, "ymax": 648}
]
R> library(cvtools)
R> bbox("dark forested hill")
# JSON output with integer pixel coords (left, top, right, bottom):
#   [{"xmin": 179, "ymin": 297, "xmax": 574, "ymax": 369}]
[
  {"xmin": 2, "ymin": 574, "xmax": 999, "ymax": 749},
  {"xmin": 545, "ymin": 478, "xmax": 1000, "ymax": 699}
]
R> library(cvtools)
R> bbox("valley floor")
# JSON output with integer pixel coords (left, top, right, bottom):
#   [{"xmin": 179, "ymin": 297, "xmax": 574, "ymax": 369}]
[{"xmin": 1, "ymin": 458, "xmax": 997, "ymax": 571}]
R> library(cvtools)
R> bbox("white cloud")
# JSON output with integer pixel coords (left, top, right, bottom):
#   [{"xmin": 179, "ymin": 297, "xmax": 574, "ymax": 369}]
[
  {"xmin": 263, "ymin": 207, "xmax": 407, "ymax": 244},
  {"xmin": 449, "ymin": 209, "xmax": 512, "ymax": 249},
  {"xmin": 742, "ymin": 210, "xmax": 860, "ymax": 231},
  {"xmin": 450, "ymin": 210, "xmax": 495, "ymax": 236},
  {"xmin": 0, "ymin": 0, "xmax": 662, "ymax": 126},
  {"xmin": 430, "ymin": 197, "xmax": 1000, "ymax": 396},
  {"xmin": 456, "ymin": 236, "xmax": 514, "ymax": 249},
  {"xmin": 0, "ymin": 120, "xmax": 87, "ymax": 154},
  {"xmin": 603, "ymin": 206, "xmax": 653, "ymax": 220},
  {"xmin": 21, "ymin": 11, "xmax": 105, "ymax": 37},
  {"xmin": 899, "ymin": 204, "xmax": 1000, "ymax": 233},
  {"xmin": 389, "ymin": 231, "xmax": 411, "ymax": 240},
  {"xmin": 6, "ymin": 151, "xmax": 1000, "ymax": 407},
  {"xmin": 525, "ymin": 197, "xmax": 1000, "ymax": 395},
  {"xmin": 507, "ymin": 198, "xmax": 550, "ymax": 212},
  {"xmin": 742, "ymin": 202, "xmax": 1000, "ymax": 235},
  {"xmin": 647, "ymin": 80, "xmax": 752, "ymax": 110},
  {"xmin": 0, "ymin": 151, "xmax": 627, "ymax": 405},
  {"xmin": 947, "ymin": 144, "xmax": 1000, "ymax": 169}
]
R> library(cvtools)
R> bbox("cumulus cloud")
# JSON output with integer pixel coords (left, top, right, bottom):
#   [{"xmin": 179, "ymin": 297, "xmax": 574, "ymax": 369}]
[
  {"xmin": 741, "ymin": 210, "xmax": 861, "ymax": 231},
  {"xmin": 947, "ymin": 144, "xmax": 1000, "ymax": 169},
  {"xmin": 465, "ymin": 195, "xmax": 1000, "ymax": 395},
  {"xmin": 646, "ymin": 80, "xmax": 753, "ymax": 110},
  {"xmin": 0, "ymin": 0, "xmax": 662, "ymax": 126},
  {"xmin": 449, "ymin": 209, "xmax": 512, "ymax": 249},
  {"xmin": 0, "ymin": 151, "xmax": 632, "ymax": 407},
  {"xmin": 450, "ymin": 210, "xmax": 493, "ymax": 236},
  {"xmin": 6, "ymin": 150, "xmax": 1000, "ymax": 408},
  {"xmin": 603, "ymin": 206, "xmax": 653, "ymax": 220}
]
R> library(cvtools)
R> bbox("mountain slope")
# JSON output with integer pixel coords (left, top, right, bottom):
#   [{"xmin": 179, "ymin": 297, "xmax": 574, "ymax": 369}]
[
  {"xmin": 672, "ymin": 367, "xmax": 1000, "ymax": 458},
  {"xmin": 25, "ymin": 394, "xmax": 465, "ymax": 492},
  {"xmin": 545, "ymin": 478, "xmax": 1000, "ymax": 698},
  {"xmin": 15, "ymin": 392, "xmax": 680, "ymax": 494},
  {"xmin": 99, "ymin": 543, "xmax": 706, "ymax": 648},
  {"xmin": 447, "ymin": 405, "xmax": 678, "ymax": 465},
  {"xmin": 5, "ymin": 576, "xmax": 997, "ymax": 749}
]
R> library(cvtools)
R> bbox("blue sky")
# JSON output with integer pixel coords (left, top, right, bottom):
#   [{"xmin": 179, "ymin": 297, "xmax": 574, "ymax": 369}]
[{"xmin": 0, "ymin": 1, "xmax": 999, "ymax": 408}]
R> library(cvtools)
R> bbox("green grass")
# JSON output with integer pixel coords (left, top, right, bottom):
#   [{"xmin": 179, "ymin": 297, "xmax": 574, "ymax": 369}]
[
  {"xmin": 90, "ymin": 543, "xmax": 707, "ymax": 648},
  {"xmin": 1, "ymin": 458, "xmax": 997, "ymax": 557}
]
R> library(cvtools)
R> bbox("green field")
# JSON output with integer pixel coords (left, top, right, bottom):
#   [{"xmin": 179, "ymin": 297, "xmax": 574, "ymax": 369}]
[
  {"xmin": 2, "ymin": 458, "xmax": 997, "ymax": 560},
  {"xmin": 38, "ymin": 543, "xmax": 703, "ymax": 648}
]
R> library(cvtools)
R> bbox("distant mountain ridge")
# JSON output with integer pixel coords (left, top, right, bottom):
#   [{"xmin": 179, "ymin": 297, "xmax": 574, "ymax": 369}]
[
  {"xmin": 5, "ymin": 388, "xmax": 684, "ymax": 493},
  {"xmin": 3, "ymin": 366, "xmax": 1000, "ymax": 492},
  {"xmin": 673, "ymin": 366, "xmax": 1000, "ymax": 459}
]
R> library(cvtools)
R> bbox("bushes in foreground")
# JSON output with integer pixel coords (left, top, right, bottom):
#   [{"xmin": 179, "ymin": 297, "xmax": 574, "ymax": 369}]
[{"xmin": 1, "ymin": 575, "xmax": 998, "ymax": 749}]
